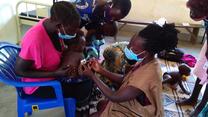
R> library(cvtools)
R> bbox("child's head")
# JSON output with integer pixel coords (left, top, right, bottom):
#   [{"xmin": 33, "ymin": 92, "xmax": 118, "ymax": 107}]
[
  {"xmin": 110, "ymin": 0, "xmax": 132, "ymax": 20},
  {"xmin": 186, "ymin": 0, "xmax": 208, "ymax": 20},
  {"xmin": 178, "ymin": 64, "xmax": 191, "ymax": 76},
  {"xmin": 93, "ymin": 0, "xmax": 131, "ymax": 22},
  {"xmin": 65, "ymin": 33, "xmax": 86, "ymax": 52},
  {"xmin": 92, "ymin": 22, "xmax": 117, "ymax": 40},
  {"xmin": 101, "ymin": 21, "xmax": 118, "ymax": 36}
]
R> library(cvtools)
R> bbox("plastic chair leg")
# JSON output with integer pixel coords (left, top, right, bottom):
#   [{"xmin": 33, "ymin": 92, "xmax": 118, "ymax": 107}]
[
  {"xmin": 27, "ymin": 111, "xmax": 32, "ymax": 116},
  {"xmin": 17, "ymin": 97, "xmax": 25, "ymax": 117},
  {"xmin": 17, "ymin": 107, "xmax": 25, "ymax": 117},
  {"xmin": 64, "ymin": 98, "xmax": 76, "ymax": 117}
]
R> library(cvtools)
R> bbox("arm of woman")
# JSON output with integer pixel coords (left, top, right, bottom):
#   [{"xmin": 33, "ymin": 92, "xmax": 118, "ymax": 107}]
[
  {"xmin": 98, "ymin": 67, "xmax": 124, "ymax": 85},
  {"xmin": 15, "ymin": 56, "xmax": 70, "ymax": 78},
  {"xmin": 92, "ymin": 75, "xmax": 141, "ymax": 102},
  {"xmin": 90, "ymin": 59, "xmax": 124, "ymax": 85},
  {"xmin": 82, "ymin": 64, "xmax": 141, "ymax": 102}
]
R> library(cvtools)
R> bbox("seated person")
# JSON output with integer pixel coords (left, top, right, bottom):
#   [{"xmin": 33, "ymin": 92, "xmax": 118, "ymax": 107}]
[
  {"xmin": 82, "ymin": 23, "xmax": 179, "ymax": 116},
  {"xmin": 85, "ymin": 21, "xmax": 118, "ymax": 59},
  {"xmin": 100, "ymin": 41, "xmax": 128, "ymax": 89}
]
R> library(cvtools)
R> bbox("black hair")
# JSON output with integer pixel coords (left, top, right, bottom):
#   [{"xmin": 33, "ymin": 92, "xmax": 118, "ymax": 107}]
[
  {"xmin": 139, "ymin": 23, "xmax": 179, "ymax": 55},
  {"xmin": 112, "ymin": 0, "xmax": 131, "ymax": 18},
  {"xmin": 178, "ymin": 64, "xmax": 191, "ymax": 75},
  {"xmin": 50, "ymin": 1, "xmax": 80, "ymax": 25}
]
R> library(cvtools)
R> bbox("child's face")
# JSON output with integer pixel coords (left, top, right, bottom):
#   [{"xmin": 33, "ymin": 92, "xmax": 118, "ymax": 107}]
[
  {"xmin": 179, "ymin": 65, "xmax": 191, "ymax": 76},
  {"xmin": 102, "ymin": 23, "xmax": 117, "ymax": 36},
  {"xmin": 109, "ymin": 8, "xmax": 122, "ymax": 21}
]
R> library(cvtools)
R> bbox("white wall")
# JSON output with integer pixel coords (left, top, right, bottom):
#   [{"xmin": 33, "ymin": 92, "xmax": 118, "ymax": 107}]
[
  {"xmin": 0, "ymin": 0, "xmax": 20, "ymax": 44},
  {"xmin": 0, "ymin": 0, "xmax": 205, "ymax": 44},
  {"xmin": 0, "ymin": 0, "xmax": 52, "ymax": 44},
  {"xmin": 122, "ymin": 0, "xmax": 205, "ymax": 38}
]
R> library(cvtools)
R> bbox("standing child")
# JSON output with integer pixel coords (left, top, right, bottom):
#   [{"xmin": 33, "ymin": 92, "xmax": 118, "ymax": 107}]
[{"xmin": 59, "ymin": 34, "xmax": 93, "ymax": 115}]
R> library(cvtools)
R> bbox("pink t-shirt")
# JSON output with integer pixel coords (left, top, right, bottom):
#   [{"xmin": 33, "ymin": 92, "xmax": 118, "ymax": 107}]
[
  {"xmin": 19, "ymin": 19, "xmax": 62, "ymax": 94},
  {"xmin": 193, "ymin": 41, "xmax": 207, "ymax": 85}
]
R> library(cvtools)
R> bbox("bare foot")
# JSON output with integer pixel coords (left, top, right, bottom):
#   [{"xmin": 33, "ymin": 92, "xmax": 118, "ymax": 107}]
[{"xmin": 175, "ymin": 98, "xmax": 197, "ymax": 106}]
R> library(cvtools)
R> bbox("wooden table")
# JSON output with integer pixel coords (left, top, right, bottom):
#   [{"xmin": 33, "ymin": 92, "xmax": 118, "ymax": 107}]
[
  {"xmin": 115, "ymin": 0, "xmax": 204, "ymax": 44},
  {"xmin": 117, "ymin": 20, "xmax": 203, "ymax": 44}
]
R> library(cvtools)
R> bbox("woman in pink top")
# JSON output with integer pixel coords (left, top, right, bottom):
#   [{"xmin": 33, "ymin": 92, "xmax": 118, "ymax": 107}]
[
  {"xmin": 176, "ymin": 0, "xmax": 208, "ymax": 116},
  {"xmin": 15, "ymin": 1, "xmax": 93, "ymax": 116}
]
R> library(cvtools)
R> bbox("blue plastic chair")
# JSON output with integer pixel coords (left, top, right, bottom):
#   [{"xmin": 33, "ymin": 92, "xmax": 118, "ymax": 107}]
[{"xmin": 0, "ymin": 43, "xmax": 76, "ymax": 117}]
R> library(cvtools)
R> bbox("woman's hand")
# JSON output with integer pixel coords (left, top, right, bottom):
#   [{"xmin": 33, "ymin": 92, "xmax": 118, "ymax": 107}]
[
  {"xmin": 81, "ymin": 64, "xmax": 95, "ymax": 78},
  {"xmin": 89, "ymin": 58, "xmax": 103, "ymax": 73}
]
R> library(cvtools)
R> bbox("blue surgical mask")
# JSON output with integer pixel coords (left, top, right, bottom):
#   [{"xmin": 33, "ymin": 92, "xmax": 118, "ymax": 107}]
[
  {"xmin": 58, "ymin": 32, "xmax": 76, "ymax": 40},
  {"xmin": 58, "ymin": 25, "xmax": 76, "ymax": 40},
  {"xmin": 92, "ymin": 35, "xmax": 105, "ymax": 46},
  {"xmin": 124, "ymin": 47, "xmax": 145, "ymax": 62}
]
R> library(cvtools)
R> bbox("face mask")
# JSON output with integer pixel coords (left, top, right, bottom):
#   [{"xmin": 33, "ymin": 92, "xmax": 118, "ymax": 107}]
[
  {"xmin": 124, "ymin": 47, "xmax": 145, "ymax": 63},
  {"xmin": 58, "ymin": 25, "xmax": 76, "ymax": 40},
  {"xmin": 125, "ymin": 57, "xmax": 137, "ymax": 65},
  {"xmin": 92, "ymin": 36, "xmax": 105, "ymax": 46}
]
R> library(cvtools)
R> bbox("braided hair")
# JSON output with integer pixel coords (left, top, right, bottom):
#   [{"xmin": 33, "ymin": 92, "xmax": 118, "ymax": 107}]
[{"xmin": 139, "ymin": 23, "xmax": 179, "ymax": 55}]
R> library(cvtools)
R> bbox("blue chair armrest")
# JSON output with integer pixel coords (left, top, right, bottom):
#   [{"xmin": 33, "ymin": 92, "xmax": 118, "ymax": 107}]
[
  {"xmin": 0, "ymin": 79, "xmax": 64, "ymax": 100},
  {"xmin": 19, "ymin": 80, "xmax": 63, "ymax": 100}
]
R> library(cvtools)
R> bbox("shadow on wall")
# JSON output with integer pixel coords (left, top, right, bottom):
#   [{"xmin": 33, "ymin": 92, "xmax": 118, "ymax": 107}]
[{"xmin": 0, "ymin": 2, "xmax": 18, "ymax": 44}]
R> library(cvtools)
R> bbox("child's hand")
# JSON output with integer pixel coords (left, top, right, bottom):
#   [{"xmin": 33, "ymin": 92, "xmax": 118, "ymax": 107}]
[{"xmin": 54, "ymin": 65, "xmax": 72, "ymax": 77}]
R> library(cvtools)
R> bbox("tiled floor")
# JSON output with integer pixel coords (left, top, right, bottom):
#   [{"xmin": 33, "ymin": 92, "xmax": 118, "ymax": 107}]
[{"xmin": 0, "ymin": 29, "xmax": 204, "ymax": 117}]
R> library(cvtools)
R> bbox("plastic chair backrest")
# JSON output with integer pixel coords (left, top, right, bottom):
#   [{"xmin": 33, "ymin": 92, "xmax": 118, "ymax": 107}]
[
  {"xmin": 0, "ymin": 42, "xmax": 76, "ymax": 117},
  {"xmin": 0, "ymin": 43, "xmax": 20, "ymax": 83},
  {"xmin": 0, "ymin": 43, "xmax": 26, "ymax": 97}
]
